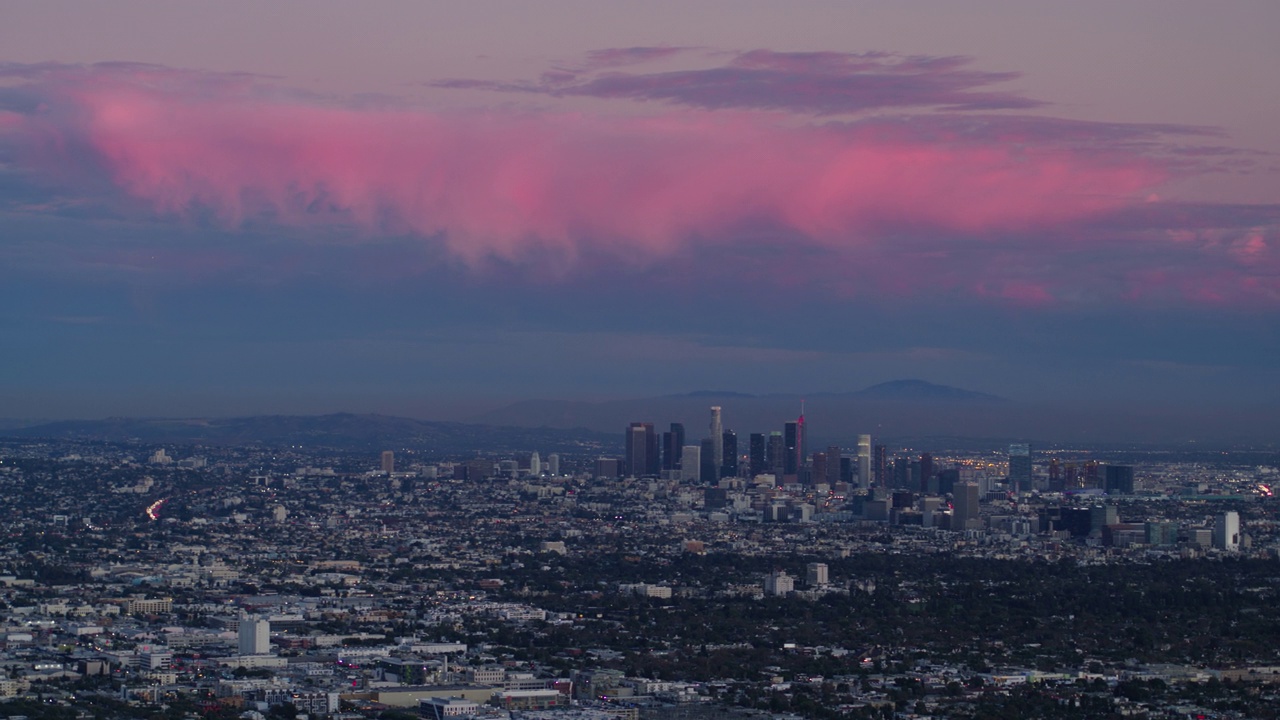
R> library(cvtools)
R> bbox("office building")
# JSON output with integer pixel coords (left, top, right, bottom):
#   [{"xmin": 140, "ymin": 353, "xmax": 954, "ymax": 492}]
[
  {"xmin": 624, "ymin": 422, "xmax": 659, "ymax": 477},
  {"xmin": 1008, "ymin": 443, "xmax": 1032, "ymax": 491},
  {"xmin": 1048, "ymin": 458, "xmax": 1063, "ymax": 492},
  {"xmin": 857, "ymin": 435, "xmax": 871, "ymax": 488},
  {"xmin": 1090, "ymin": 505, "xmax": 1118, "ymax": 536},
  {"xmin": 810, "ymin": 452, "xmax": 827, "ymax": 486},
  {"xmin": 767, "ymin": 432, "xmax": 784, "ymax": 475},
  {"xmin": 1214, "ymin": 511, "xmax": 1241, "ymax": 551},
  {"xmin": 1146, "ymin": 521, "xmax": 1178, "ymax": 547},
  {"xmin": 919, "ymin": 453, "xmax": 933, "ymax": 493},
  {"xmin": 381, "ymin": 451, "xmax": 395, "ymax": 475},
  {"xmin": 826, "ymin": 445, "xmax": 842, "ymax": 485},
  {"xmin": 681, "ymin": 445, "xmax": 701, "ymax": 483},
  {"xmin": 528, "ymin": 451, "xmax": 540, "ymax": 477},
  {"xmin": 952, "ymin": 481, "xmax": 980, "ymax": 531},
  {"xmin": 662, "ymin": 423, "xmax": 685, "ymax": 472},
  {"xmin": 420, "ymin": 697, "xmax": 480, "ymax": 720},
  {"xmin": 709, "ymin": 406, "xmax": 723, "ymax": 476},
  {"xmin": 805, "ymin": 562, "xmax": 829, "ymax": 587},
  {"xmin": 594, "ymin": 457, "xmax": 621, "ymax": 479},
  {"xmin": 783, "ymin": 420, "xmax": 803, "ymax": 477},
  {"xmin": 700, "ymin": 438, "xmax": 717, "ymax": 484},
  {"xmin": 1104, "ymin": 465, "xmax": 1135, "ymax": 495},
  {"xmin": 748, "ymin": 433, "xmax": 766, "ymax": 477},
  {"xmin": 764, "ymin": 570, "xmax": 794, "ymax": 596},
  {"xmin": 873, "ymin": 444, "xmax": 887, "ymax": 488},
  {"xmin": 721, "ymin": 430, "xmax": 738, "ymax": 478},
  {"xmin": 239, "ymin": 616, "xmax": 270, "ymax": 656}
]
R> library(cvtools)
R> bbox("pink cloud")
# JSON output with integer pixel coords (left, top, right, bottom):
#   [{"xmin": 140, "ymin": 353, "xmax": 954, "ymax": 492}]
[
  {"xmin": 4, "ymin": 61, "xmax": 1277, "ymax": 306},
  {"xmin": 8, "ymin": 65, "xmax": 1161, "ymax": 261}
]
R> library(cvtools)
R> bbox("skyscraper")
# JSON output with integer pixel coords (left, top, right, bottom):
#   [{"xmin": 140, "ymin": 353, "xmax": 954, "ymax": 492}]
[
  {"xmin": 709, "ymin": 406, "xmax": 723, "ymax": 476},
  {"xmin": 529, "ymin": 451, "xmax": 540, "ymax": 476},
  {"xmin": 953, "ymin": 481, "xmax": 980, "ymax": 531},
  {"xmin": 681, "ymin": 445, "xmax": 701, "ymax": 483},
  {"xmin": 721, "ymin": 430, "xmax": 738, "ymax": 478},
  {"xmin": 663, "ymin": 423, "xmax": 685, "ymax": 473},
  {"xmin": 767, "ymin": 432, "xmax": 784, "ymax": 476},
  {"xmin": 1213, "ymin": 511, "xmax": 1240, "ymax": 551},
  {"xmin": 919, "ymin": 452, "xmax": 933, "ymax": 493},
  {"xmin": 381, "ymin": 450, "xmax": 395, "ymax": 474},
  {"xmin": 624, "ymin": 422, "xmax": 659, "ymax": 477},
  {"xmin": 547, "ymin": 453, "xmax": 560, "ymax": 476},
  {"xmin": 873, "ymin": 444, "xmax": 887, "ymax": 488},
  {"xmin": 783, "ymin": 413, "xmax": 805, "ymax": 478},
  {"xmin": 1104, "ymin": 465, "xmax": 1134, "ymax": 495},
  {"xmin": 811, "ymin": 452, "xmax": 827, "ymax": 486},
  {"xmin": 857, "ymin": 435, "xmax": 871, "ymax": 489},
  {"xmin": 1008, "ymin": 443, "xmax": 1032, "ymax": 492},
  {"xmin": 748, "ymin": 433, "xmax": 766, "ymax": 478},
  {"xmin": 826, "ymin": 445, "xmax": 842, "ymax": 485},
  {"xmin": 893, "ymin": 457, "xmax": 909, "ymax": 489},
  {"xmin": 796, "ymin": 405, "xmax": 806, "ymax": 474},
  {"xmin": 699, "ymin": 438, "xmax": 717, "ymax": 484}
]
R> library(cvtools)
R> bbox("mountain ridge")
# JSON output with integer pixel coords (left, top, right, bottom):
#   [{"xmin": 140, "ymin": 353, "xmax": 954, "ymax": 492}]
[{"xmin": 2, "ymin": 412, "xmax": 616, "ymax": 454}]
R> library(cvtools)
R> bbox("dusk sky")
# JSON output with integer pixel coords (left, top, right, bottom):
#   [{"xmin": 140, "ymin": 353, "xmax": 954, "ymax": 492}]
[{"xmin": 1, "ymin": 1, "xmax": 1278, "ymax": 427}]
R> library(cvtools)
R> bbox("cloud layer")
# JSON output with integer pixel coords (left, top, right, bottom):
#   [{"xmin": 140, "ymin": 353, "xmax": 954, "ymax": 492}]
[
  {"xmin": 438, "ymin": 48, "xmax": 1045, "ymax": 113},
  {"xmin": 1, "ymin": 56, "xmax": 1276, "ymax": 305}
]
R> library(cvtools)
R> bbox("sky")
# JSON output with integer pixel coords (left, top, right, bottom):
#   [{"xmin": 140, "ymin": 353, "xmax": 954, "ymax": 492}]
[{"xmin": 1, "ymin": 1, "xmax": 1278, "ymax": 433}]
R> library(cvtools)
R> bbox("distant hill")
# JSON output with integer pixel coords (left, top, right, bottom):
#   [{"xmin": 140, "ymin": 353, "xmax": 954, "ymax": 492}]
[
  {"xmin": 3, "ymin": 413, "xmax": 616, "ymax": 454},
  {"xmin": 852, "ymin": 379, "xmax": 1006, "ymax": 402}
]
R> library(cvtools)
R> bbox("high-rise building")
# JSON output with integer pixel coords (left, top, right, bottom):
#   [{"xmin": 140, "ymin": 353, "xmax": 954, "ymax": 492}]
[
  {"xmin": 709, "ymin": 407, "xmax": 723, "ymax": 475},
  {"xmin": 952, "ymin": 481, "xmax": 980, "ymax": 530},
  {"xmin": 624, "ymin": 422, "xmax": 659, "ymax": 477},
  {"xmin": 783, "ymin": 421, "xmax": 802, "ymax": 477},
  {"xmin": 721, "ymin": 430, "xmax": 738, "ymax": 478},
  {"xmin": 1090, "ymin": 505, "xmax": 1118, "ymax": 536},
  {"xmin": 873, "ymin": 444, "xmax": 887, "ymax": 488},
  {"xmin": 857, "ymin": 435, "xmax": 871, "ymax": 489},
  {"xmin": 767, "ymin": 432, "xmax": 784, "ymax": 475},
  {"xmin": 381, "ymin": 451, "xmax": 395, "ymax": 475},
  {"xmin": 1048, "ymin": 458, "xmax": 1063, "ymax": 492},
  {"xmin": 1008, "ymin": 443, "xmax": 1032, "ymax": 491},
  {"xmin": 919, "ymin": 453, "xmax": 933, "ymax": 493},
  {"xmin": 1213, "ymin": 511, "xmax": 1240, "ymax": 551},
  {"xmin": 547, "ymin": 453, "xmax": 560, "ymax": 476},
  {"xmin": 937, "ymin": 468, "xmax": 959, "ymax": 496},
  {"xmin": 748, "ymin": 433, "xmax": 766, "ymax": 477},
  {"xmin": 764, "ymin": 569, "xmax": 794, "ymax": 596},
  {"xmin": 681, "ymin": 445, "xmax": 702, "ymax": 483},
  {"xmin": 239, "ymin": 616, "xmax": 270, "ymax": 655},
  {"xmin": 1083, "ymin": 460, "xmax": 1100, "ymax": 488},
  {"xmin": 1104, "ymin": 465, "xmax": 1134, "ymax": 495},
  {"xmin": 700, "ymin": 438, "xmax": 717, "ymax": 484},
  {"xmin": 529, "ymin": 451, "xmax": 541, "ymax": 477},
  {"xmin": 805, "ymin": 562, "xmax": 829, "ymax": 587},
  {"xmin": 810, "ymin": 452, "xmax": 827, "ymax": 486},
  {"xmin": 826, "ymin": 445, "xmax": 842, "ymax": 485},
  {"xmin": 594, "ymin": 457, "xmax": 621, "ymax": 479},
  {"xmin": 662, "ymin": 423, "xmax": 685, "ymax": 472},
  {"xmin": 893, "ymin": 457, "xmax": 909, "ymax": 489},
  {"xmin": 796, "ymin": 406, "xmax": 806, "ymax": 473}
]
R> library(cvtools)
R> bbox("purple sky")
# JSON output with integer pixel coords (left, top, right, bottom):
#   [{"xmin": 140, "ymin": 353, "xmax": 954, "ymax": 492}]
[{"xmin": 1, "ymin": 1, "xmax": 1277, "ymax": 437}]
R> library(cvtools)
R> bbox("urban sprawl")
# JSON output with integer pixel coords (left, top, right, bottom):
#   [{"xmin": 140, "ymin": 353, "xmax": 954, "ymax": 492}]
[{"xmin": 2, "ymin": 406, "xmax": 1280, "ymax": 720}]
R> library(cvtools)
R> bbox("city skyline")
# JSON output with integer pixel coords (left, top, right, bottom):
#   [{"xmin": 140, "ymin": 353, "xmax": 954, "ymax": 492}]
[{"xmin": 1, "ymin": 2, "xmax": 1277, "ymax": 431}]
